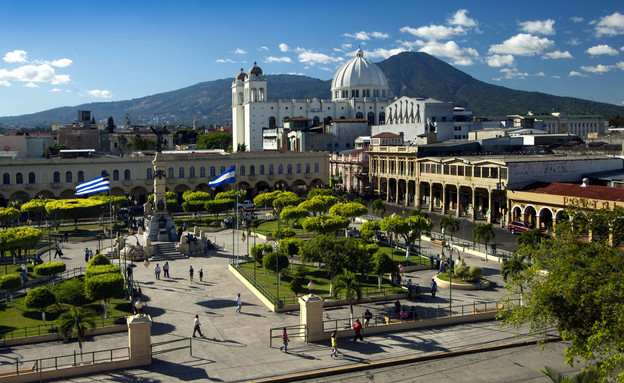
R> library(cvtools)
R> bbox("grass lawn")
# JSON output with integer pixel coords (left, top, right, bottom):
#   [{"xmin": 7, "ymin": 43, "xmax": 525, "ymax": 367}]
[
  {"xmin": 435, "ymin": 271, "xmax": 483, "ymax": 284},
  {"xmin": 376, "ymin": 244, "xmax": 430, "ymax": 267},
  {"xmin": 238, "ymin": 261, "xmax": 401, "ymax": 306},
  {"xmin": 255, "ymin": 220, "xmax": 308, "ymax": 236},
  {"xmin": 0, "ymin": 294, "xmax": 132, "ymax": 337}
]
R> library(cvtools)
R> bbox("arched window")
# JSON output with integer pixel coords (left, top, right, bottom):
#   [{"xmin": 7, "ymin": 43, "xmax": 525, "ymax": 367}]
[
  {"xmin": 355, "ymin": 112, "xmax": 363, "ymax": 119},
  {"xmin": 65, "ymin": 171, "xmax": 73, "ymax": 183},
  {"xmin": 250, "ymin": 165, "xmax": 255, "ymax": 176},
  {"xmin": 313, "ymin": 116, "xmax": 320, "ymax": 126},
  {"xmin": 314, "ymin": 163, "xmax": 320, "ymax": 173},
  {"xmin": 179, "ymin": 167, "xmax": 185, "ymax": 178},
  {"xmin": 210, "ymin": 166, "xmax": 216, "ymax": 177},
  {"xmin": 101, "ymin": 170, "xmax": 108, "ymax": 177},
  {"xmin": 278, "ymin": 164, "xmax": 283, "ymax": 174},
  {"xmin": 124, "ymin": 169, "xmax": 131, "ymax": 181},
  {"xmin": 77, "ymin": 171, "xmax": 84, "ymax": 183},
  {"xmin": 28, "ymin": 172, "xmax": 35, "ymax": 184},
  {"xmin": 113, "ymin": 170, "xmax": 120, "ymax": 181},
  {"xmin": 220, "ymin": 166, "xmax": 226, "ymax": 174},
  {"xmin": 340, "ymin": 116, "xmax": 346, "ymax": 119},
  {"xmin": 240, "ymin": 165, "xmax": 246, "ymax": 176},
  {"xmin": 168, "ymin": 167, "xmax": 174, "ymax": 179},
  {"xmin": 259, "ymin": 165, "xmax": 265, "ymax": 175},
  {"xmin": 368, "ymin": 112, "xmax": 375, "ymax": 125},
  {"xmin": 296, "ymin": 163, "xmax": 302, "ymax": 174},
  {"xmin": 287, "ymin": 164, "xmax": 293, "ymax": 174},
  {"xmin": 2, "ymin": 173, "xmax": 9, "ymax": 185},
  {"xmin": 200, "ymin": 166, "xmax": 206, "ymax": 177},
  {"xmin": 15, "ymin": 173, "xmax": 23, "ymax": 185},
  {"xmin": 269, "ymin": 164, "xmax": 274, "ymax": 175},
  {"xmin": 189, "ymin": 166, "xmax": 196, "ymax": 178},
  {"xmin": 379, "ymin": 112, "xmax": 385, "ymax": 125},
  {"xmin": 269, "ymin": 117, "xmax": 276, "ymax": 128},
  {"xmin": 53, "ymin": 171, "xmax": 60, "ymax": 183},
  {"xmin": 146, "ymin": 168, "xmax": 153, "ymax": 180},
  {"xmin": 305, "ymin": 163, "xmax": 311, "ymax": 173}
]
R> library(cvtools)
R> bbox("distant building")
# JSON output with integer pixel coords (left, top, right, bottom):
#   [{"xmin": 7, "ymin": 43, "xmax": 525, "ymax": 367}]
[
  {"xmin": 511, "ymin": 113, "xmax": 607, "ymax": 138},
  {"xmin": 51, "ymin": 110, "xmax": 108, "ymax": 152}
]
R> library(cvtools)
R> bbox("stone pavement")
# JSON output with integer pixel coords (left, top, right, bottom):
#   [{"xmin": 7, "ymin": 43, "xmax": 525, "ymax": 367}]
[{"xmin": 1, "ymin": 226, "xmax": 564, "ymax": 382}]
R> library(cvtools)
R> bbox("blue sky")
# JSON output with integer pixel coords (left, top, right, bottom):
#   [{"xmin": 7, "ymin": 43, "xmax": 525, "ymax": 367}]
[{"xmin": 1, "ymin": 0, "xmax": 623, "ymax": 118}]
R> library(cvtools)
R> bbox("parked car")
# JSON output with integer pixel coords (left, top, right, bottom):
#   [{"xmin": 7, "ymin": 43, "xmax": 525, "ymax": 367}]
[
  {"xmin": 237, "ymin": 200, "xmax": 255, "ymax": 210},
  {"xmin": 508, "ymin": 221, "xmax": 531, "ymax": 234}
]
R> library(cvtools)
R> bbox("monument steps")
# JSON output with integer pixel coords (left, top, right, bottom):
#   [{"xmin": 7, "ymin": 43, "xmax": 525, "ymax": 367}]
[{"xmin": 150, "ymin": 242, "xmax": 188, "ymax": 261}]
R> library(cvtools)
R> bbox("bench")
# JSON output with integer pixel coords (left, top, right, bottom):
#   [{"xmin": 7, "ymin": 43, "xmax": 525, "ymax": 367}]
[
  {"xmin": 471, "ymin": 303, "xmax": 503, "ymax": 314},
  {"xmin": 0, "ymin": 362, "xmax": 36, "ymax": 377},
  {"xmin": 430, "ymin": 239, "xmax": 446, "ymax": 247}
]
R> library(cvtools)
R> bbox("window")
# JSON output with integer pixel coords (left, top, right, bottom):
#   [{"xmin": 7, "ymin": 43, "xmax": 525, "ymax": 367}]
[
  {"xmin": 2, "ymin": 173, "xmax": 9, "ymax": 185},
  {"xmin": 15, "ymin": 173, "xmax": 23, "ymax": 185},
  {"xmin": 28, "ymin": 172, "xmax": 35, "ymax": 184},
  {"xmin": 259, "ymin": 165, "xmax": 265, "ymax": 175},
  {"xmin": 113, "ymin": 170, "xmax": 120, "ymax": 181},
  {"xmin": 474, "ymin": 167, "xmax": 481, "ymax": 177},
  {"xmin": 250, "ymin": 165, "xmax": 255, "ymax": 176},
  {"xmin": 501, "ymin": 168, "xmax": 508, "ymax": 180},
  {"xmin": 278, "ymin": 164, "xmax": 284, "ymax": 174},
  {"xmin": 379, "ymin": 112, "xmax": 385, "ymax": 125},
  {"xmin": 124, "ymin": 169, "xmax": 131, "ymax": 181},
  {"xmin": 65, "ymin": 171, "xmax": 73, "ymax": 183},
  {"xmin": 269, "ymin": 164, "xmax": 274, "ymax": 175},
  {"xmin": 269, "ymin": 117, "xmax": 276, "ymax": 128},
  {"xmin": 178, "ymin": 167, "xmax": 185, "ymax": 178},
  {"xmin": 490, "ymin": 168, "xmax": 498, "ymax": 179},
  {"xmin": 101, "ymin": 170, "xmax": 108, "ymax": 177},
  {"xmin": 240, "ymin": 165, "xmax": 246, "ymax": 176},
  {"xmin": 220, "ymin": 166, "xmax": 226, "ymax": 174},
  {"xmin": 305, "ymin": 163, "xmax": 311, "ymax": 173},
  {"xmin": 314, "ymin": 162, "xmax": 320, "ymax": 173},
  {"xmin": 200, "ymin": 166, "xmax": 206, "ymax": 177},
  {"xmin": 287, "ymin": 164, "xmax": 292, "ymax": 174},
  {"xmin": 189, "ymin": 166, "xmax": 195, "ymax": 178},
  {"xmin": 168, "ymin": 167, "xmax": 174, "ymax": 179},
  {"xmin": 296, "ymin": 163, "xmax": 302, "ymax": 174},
  {"xmin": 146, "ymin": 168, "xmax": 153, "ymax": 180},
  {"xmin": 356, "ymin": 112, "xmax": 363, "ymax": 119},
  {"xmin": 78, "ymin": 171, "xmax": 84, "ymax": 182},
  {"xmin": 367, "ymin": 112, "xmax": 375, "ymax": 125},
  {"xmin": 210, "ymin": 166, "xmax": 216, "ymax": 177},
  {"xmin": 53, "ymin": 172, "xmax": 60, "ymax": 183}
]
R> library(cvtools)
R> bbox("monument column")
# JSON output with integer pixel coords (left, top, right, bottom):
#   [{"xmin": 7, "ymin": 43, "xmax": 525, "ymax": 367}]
[{"xmin": 299, "ymin": 294, "xmax": 324, "ymax": 342}]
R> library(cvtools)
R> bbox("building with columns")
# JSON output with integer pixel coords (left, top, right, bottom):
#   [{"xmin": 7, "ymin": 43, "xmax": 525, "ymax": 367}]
[{"xmin": 232, "ymin": 49, "xmax": 390, "ymax": 152}]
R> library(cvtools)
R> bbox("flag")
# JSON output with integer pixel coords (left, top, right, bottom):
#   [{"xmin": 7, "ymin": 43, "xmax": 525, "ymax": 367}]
[
  {"xmin": 76, "ymin": 175, "xmax": 110, "ymax": 195},
  {"xmin": 209, "ymin": 166, "xmax": 236, "ymax": 187}
]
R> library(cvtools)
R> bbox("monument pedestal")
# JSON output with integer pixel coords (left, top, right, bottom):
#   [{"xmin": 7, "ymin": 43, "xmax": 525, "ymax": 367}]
[{"xmin": 143, "ymin": 214, "xmax": 175, "ymax": 242}]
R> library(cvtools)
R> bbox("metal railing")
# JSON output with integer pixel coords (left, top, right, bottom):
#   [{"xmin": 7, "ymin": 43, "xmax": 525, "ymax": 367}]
[
  {"xmin": 151, "ymin": 338, "xmax": 193, "ymax": 357},
  {"xmin": 230, "ymin": 259, "xmax": 280, "ymax": 307},
  {"xmin": 269, "ymin": 324, "xmax": 307, "ymax": 348},
  {"xmin": 0, "ymin": 346, "xmax": 129, "ymax": 375}
]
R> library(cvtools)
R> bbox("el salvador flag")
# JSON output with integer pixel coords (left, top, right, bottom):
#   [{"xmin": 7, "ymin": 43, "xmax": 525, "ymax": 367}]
[
  {"xmin": 209, "ymin": 166, "xmax": 236, "ymax": 187},
  {"xmin": 76, "ymin": 175, "xmax": 110, "ymax": 195}
]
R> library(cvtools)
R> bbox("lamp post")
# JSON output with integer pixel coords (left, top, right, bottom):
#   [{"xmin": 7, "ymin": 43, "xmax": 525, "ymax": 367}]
[
  {"xmin": 448, "ymin": 240, "xmax": 453, "ymax": 314},
  {"xmin": 263, "ymin": 239, "xmax": 280, "ymax": 307}
]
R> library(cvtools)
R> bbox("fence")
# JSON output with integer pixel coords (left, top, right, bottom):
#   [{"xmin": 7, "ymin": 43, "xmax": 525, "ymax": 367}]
[
  {"xmin": 0, "ymin": 346, "xmax": 129, "ymax": 375},
  {"xmin": 269, "ymin": 324, "xmax": 307, "ymax": 348},
  {"xmin": 151, "ymin": 338, "xmax": 193, "ymax": 357},
  {"xmin": 229, "ymin": 259, "xmax": 280, "ymax": 307}
]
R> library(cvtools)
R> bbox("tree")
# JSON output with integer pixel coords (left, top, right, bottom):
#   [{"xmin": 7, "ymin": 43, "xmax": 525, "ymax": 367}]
[
  {"xmin": 380, "ymin": 215, "xmax": 426, "ymax": 253},
  {"xmin": 280, "ymin": 238, "xmax": 302, "ymax": 271},
  {"xmin": 516, "ymin": 229, "xmax": 547, "ymax": 252},
  {"xmin": 360, "ymin": 220, "xmax": 381, "ymax": 242},
  {"xmin": 372, "ymin": 252, "xmax": 395, "ymax": 290},
  {"xmin": 329, "ymin": 202, "xmax": 367, "ymax": 219},
  {"xmin": 54, "ymin": 278, "xmax": 88, "ymax": 306},
  {"xmin": 307, "ymin": 189, "xmax": 335, "ymax": 198},
  {"xmin": 272, "ymin": 192, "xmax": 300, "ymax": 215},
  {"xmin": 540, "ymin": 366, "xmax": 600, "ymax": 383},
  {"xmin": 85, "ymin": 273, "xmax": 124, "ymax": 318},
  {"xmin": 472, "ymin": 223, "xmax": 495, "ymax": 261},
  {"xmin": 371, "ymin": 199, "xmax": 385, "ymax": 218},
  {"xmin": 34, "ymin": 262, "xmax": 66, "ymax": 287},
  {"xmin": 0, "ymin": 207, "xmax": 21, "ymax": 228},
  {"xmin": 45, "ymin": 199, "xmax": 108, "ymax": 229},
  {"xmin": 410, "ymin": 213, "xmax": 433, "ymax": 254},
  {"xmin": 25, "ymin": 286, "xmax": 56, "ymax": 325},
  {"xmin": 197, "ymin": 131, "xmax": 232, "ymax": 150},
  {"xmin": 280, "ymin": 206, "xmax": 309, "ymax": 227},
  {"xmin": 251, "ymin": 244, "xmax": 272, "ymax": 274},
  {"xmin": 58, "ymin": 306, "xmax": 97, "ymax": 363},
  {"xmin": 106, "ymin": 116, "xmax": 116, "ymax": 134},
  {"xmin": 205, "ymin": 200, "xmax": 233, "ymax": 225},
  {"xmin": 302, "ymin": 215, "xmax": 349, "ymax": 236},
  {"xmin": 88, "ymin": 253, "xmax": 111, "ymax": 267},
  {"xmin": 332, "ymin": 269, "xmax": 362, "ymax": 326},
  {"xmin": 20, "ymin": 199, "xmax": 50, "ymax": 223},
  {"xmin": 0, "ymin": 274, "xmax": 22, "ymax": 308},
  {"xmin": 499, "ymin": 208, "xmax": 624, "ymax": 381},
  {"xmin": 501, "ymin": 254, "xmax": 530, "ymax": 305},
  {"xmin": 298, "ymin": 195, "xmax": 337, "ymax": 216},
  {"xmin": 439, "ymin": 214, "xmax": 459, "ymax": 243},
  {"xmin": 237, "ymin": 143, "xmax": 247, "ymax": 152},
  {"xmin": 117, "ymin": 134, "xmax": 128, "ymax": 152}
]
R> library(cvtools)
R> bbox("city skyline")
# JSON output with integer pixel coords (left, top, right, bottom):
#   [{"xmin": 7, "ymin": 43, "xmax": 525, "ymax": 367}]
[{"xmin": 0, "ymin": 0, "xmax": 623, "ymax": 117}]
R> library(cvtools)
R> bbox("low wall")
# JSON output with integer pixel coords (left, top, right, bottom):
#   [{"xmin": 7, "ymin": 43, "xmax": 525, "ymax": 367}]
[
  {"xmin": 433, "ymin": 276, "xmax": 491, "ymax": 290},
  {"xmin": 228, "ymin": 264, "xmax": 278, "ymax": 312},
  {"xmin": 3, "ymin": 324, "xmax": 127, "ymax": 347}
]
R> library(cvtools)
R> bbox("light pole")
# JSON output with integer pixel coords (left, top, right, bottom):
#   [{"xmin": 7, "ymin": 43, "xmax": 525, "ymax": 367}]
[
  {"xmin": 263, "ymin": 239, "xmax": 280, "ymax": 308},
  {"xmin": 448, "ymin": 240, "xmax": 453, "ymax": 314}
]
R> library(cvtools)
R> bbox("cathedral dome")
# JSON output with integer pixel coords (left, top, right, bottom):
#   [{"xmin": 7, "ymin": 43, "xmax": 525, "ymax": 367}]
[
  {"xmin": 236, "ymin": 68, "xmax": 247, "ymax": 81},
  {"xmin": 248, "ymin": 62, "xmax": 263, "ymax": 75},
  {"xmin": 331, "ymin": 49, "xmax": 388, "ymax": 101}
]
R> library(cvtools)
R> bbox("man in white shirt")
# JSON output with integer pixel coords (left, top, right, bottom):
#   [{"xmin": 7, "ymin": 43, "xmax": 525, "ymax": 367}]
[{"xmin": 193, "ymin": 315, "xmax": 204, "ymax": 337}]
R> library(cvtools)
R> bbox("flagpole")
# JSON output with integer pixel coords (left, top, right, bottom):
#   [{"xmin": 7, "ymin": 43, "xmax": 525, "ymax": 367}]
[
  {"xmin": 236, "ymin": 166, "xmax": 239, "ymax": 264},
  {"xmin": 109, "ymin": 191, "xmax": 114, "ymax": 264}
]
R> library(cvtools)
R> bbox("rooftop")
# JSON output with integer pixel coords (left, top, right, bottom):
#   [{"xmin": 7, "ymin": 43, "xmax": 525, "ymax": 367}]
[{"xmin": 521, "ymin": 182, "xmax": 624, "ymax": 202}]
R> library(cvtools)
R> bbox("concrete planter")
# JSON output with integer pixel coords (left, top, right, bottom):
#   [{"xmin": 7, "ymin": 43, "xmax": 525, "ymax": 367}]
[{"xmin": 433, "ymin": 275, "xmax": 491, "ymax": 290}]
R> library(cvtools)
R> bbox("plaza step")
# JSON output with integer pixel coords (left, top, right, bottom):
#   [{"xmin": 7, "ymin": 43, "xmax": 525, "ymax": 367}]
[{"xmin": 150, "ymin": 242, "xmax": 188, "ymax": 261}]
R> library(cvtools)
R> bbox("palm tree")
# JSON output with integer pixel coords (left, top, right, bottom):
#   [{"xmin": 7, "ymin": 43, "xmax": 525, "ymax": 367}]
[
  {"xmin": 516, "ymin": 229, "xmax": 544, "ymax": 254},
  {"xmin": 58, "ymin": 307, "xmax": 97, "ymax": 364},
  {"xmin": 371, "ymin": 199, "xmax": 385, "ymax": 218},
  {"xmin": 332, "ymin": 269, "xmax": 362, "ymax": 326},
  {"xmin": 501, "ymin": 254, "xmax": 530, "ymax": 305},
  {"xmin": 472, "ymin": 223, "xmax": 495, "ymax": 261},
  {"xmin": 541, "ymin": 366, "xmax": 600, "ymax": 382},
  {"xmin": 439, "ymin": 214, "xmax": 459, "ymax": 244}
]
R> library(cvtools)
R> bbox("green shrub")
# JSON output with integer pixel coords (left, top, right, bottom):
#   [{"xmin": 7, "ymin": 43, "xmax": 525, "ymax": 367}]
[
  {"xmin": 289, "ymin": 278, "xmax": 303, "ymax": 296},
  {"xmin": 293, "ymin": 264, "xmax": 310, "ymax": 279},
  {"xmin": 0, "ymin": 274, "xmax": 22, "ymax": 291},
  {"xmin": 273, "ymin": 228, "xmax": 296, "ymax": 239},
  {"xmin": 25, "ymin": 286, "xmax": 56, "ymax": 312},
  {"xmin": 469, "ymin": 265, "xmax": 483, "ymax": 280},
  {"xmin": 250, "ymin": 244, "xmax": 272, "ymax": 264},
  {"xmin": 365, "ymin": 243, "xmax": 380, "ymax": 256},
  {"xmin": 262, "ymin": 252, "xmax": 289, "ymax": 274},
  {"xmin": 85, "ymin": 273, "xmax": 125, "ymax": 301},
  {"xmin": 453, "ymin": 263, "xmax": 469, "ymax": 280},
  {"xmin": 85, "ymin": 265, "xmax": 121, "ymax": 278},
  {"xmin": 54, "ymin": 278, "xmax": 87, "ymax": 306},
  {"xmin": 88, "ymin": 254, "xmax": 111, "ymax": 268},
  {"xmin": 34, "ymin": 262, "xmax": 66, "ymax": 278}
]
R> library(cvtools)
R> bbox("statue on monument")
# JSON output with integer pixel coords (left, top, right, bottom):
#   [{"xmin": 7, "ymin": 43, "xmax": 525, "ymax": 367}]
[{"xmin": 150, "ymin": 126, "xmax": 169, "ymax": 153}]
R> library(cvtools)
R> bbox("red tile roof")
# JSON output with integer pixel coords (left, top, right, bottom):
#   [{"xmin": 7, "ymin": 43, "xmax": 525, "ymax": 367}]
[
  {"xmin": 332, "ymin": 119, "xmax": 368, "ymax": 123},
  {"xmin": 372, "ymin": 132, "xmax": 402, "ymax": 138},
  {"xmin": 345, "ymin": 147, "xmax": 368, "ymax": 157},
  {"xmin": 523, "ymin": 182, "xmax": 624, "ymax": 202}
]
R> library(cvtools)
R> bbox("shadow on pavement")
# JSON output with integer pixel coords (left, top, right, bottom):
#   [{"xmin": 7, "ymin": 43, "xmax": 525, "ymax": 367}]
[
  {"xmin": 93, "ymin": 371, "xmax": 161, "ymax": 382},
  {"xmin": 144, "ymin": 306, "xmax": 166, "ymax": 318},
  {"xmin": 197, "ymin": 299, "xmax": 256, "ymax": 310},
  {"xmin": 386, "ymin": 333, "xmax": 447, "ymax": 352},
  {"xmin": 199, "ymin": 337, "xmax": 246, "ymax": 348},
  {"xmin": 150, "ymin": 358, "xmax": 216, "ymax": 381},
  {"xmin": 338, "ymin": 340, "xmax": 386, "ymax": 355},
  {"xmin": 151, "ymin": 322, "xmax": 176, "ymax": 336}
]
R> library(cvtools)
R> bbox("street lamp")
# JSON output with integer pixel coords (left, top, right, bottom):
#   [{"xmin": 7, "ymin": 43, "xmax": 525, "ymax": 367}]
[
  {"xmin": 263, "ymin": 239, "xmax": 280, "ymax": 308},
  {"xmin": 448, "ymin": 240, "xmax": 453, "ymax": 314}
]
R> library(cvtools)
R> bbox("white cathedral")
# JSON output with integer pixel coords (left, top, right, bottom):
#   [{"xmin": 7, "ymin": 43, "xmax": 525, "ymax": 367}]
[{"xmin": 231, "ymin": 49, "xmax": 391, "ymax": 152}]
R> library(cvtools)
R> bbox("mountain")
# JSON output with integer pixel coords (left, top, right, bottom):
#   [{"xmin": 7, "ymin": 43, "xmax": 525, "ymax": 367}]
[{"xmin": 2, "ymin": 52, "xmax": 623, "ymax": 127}]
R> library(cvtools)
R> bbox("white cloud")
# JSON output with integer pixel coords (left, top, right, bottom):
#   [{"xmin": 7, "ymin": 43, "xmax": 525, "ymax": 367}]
[
  {"xmin": 489, "ymin": 33, "xmax": 555, "ymax": 56},
  {"xmin": 279, "ymin": 43, "xmax": 290, "ymax": 52},
  {"xmin": 400, "ymin": 25, "xmax": 466, "ymax": 41},
  {"xmin": 552, "ymin": 75, "xmax": 561, "ymax": 79},
  {"xmin": 448, "ymin": 9, "xmax": 476, "ymax": 27},
  {"xmin": 297, "ymin": 50, "xmax": 342, "ymax": 65},
  {"xmin": 586, "ymin": 44, "xmax": 619, "ymax": 56},
  {"xmin": 216, "ymin": 59, "xmax": 234, "ymax": 63},
  {"xmin": 51, "ymin": 75, "xmax": 70, "ymax": 85},
  {"xmin": 569, "ymin": 71, "xmax": 587, "ymax": 77},
  {"xmin": 234, "ymin": 48, "xmax": 246, "ymax": 55},
  {"xmin": 570, "ymin": 16, "xmax": 584, "ymax": 23},
  {"xmin": 486, "ymin": 54, "xmax": 515, "ymax": 67},
  {"xmin": 616, "ymin": 61, "xmax": 624, "ymax": 70},
  {"xmin": 518, "ymin": 19, "xmax": 555, "ymax": 35},
  {"xmin": 370, "ymin": 31, "xmax": 389, "ymax": 39},
  {"xmin": 24, "ymin": 82, "xmax": 38, "ymax": 88},
  {"xmin": 51, "ymin": 58, "xmax": 72, "ymax": 67},
  {"xmin": 499, "ymin": 68, "xmax": 529, "ymax": 79},
  {"xmin": 0, "ymin": 63, "xmax": 71, "ymax": 85},
  {"xmin": 0, "ymin": 80, "xmax": 10, "ymax": 87},
  {"xmin": 50, "ymin": 88, "xmax": 61, "ymax": 92},
  {"xmin": 88, "ymin": 89, "xmax": 112, "ymax": 98},
  {"xmin": 418, "ymin": 41, "xmax": 479, "ymax": 65},
  {"xmin": 366, "ymin": 47, "xmax": 410, "ymax": 59},
  {"xmin": 536, "ymin": 71, "xmax": 545, "ymax": 77},
  {"xmin": 568, "ymin": 38, "xmax": 581, "ymax": 46},
  {"xmin": 342, "ymin": 43, "xmax": 352, "ymax": 50},
  {"xmin": 543, "ymin": 50, "xmax": 573, "ymax": 59},
  {"xmin": 343, "ymin": 31, "xmax": 389, "ymax": 40},
  {"xmin": 3, "ymin": 50, "xmax": 27, "ymax": 63},
  {"xmin": 595, "ymin": 12, "xmax": 624, "ymax": 36},
  {"xmin": 259, "ymin": 46, "xmax": 269, "ymax": 51},
  {"xmin": 264, "ymin": 56, "xmax": 292, "ymax": 63},
  {"xmin": 580, "ymin": 64, "xmax": 614, "ymax": 73}
]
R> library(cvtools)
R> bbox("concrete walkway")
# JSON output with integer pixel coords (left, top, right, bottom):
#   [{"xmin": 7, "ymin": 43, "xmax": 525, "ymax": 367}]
[{"xmin": 0, "ymin": 225, "xmax": 567, "ymax": 382}]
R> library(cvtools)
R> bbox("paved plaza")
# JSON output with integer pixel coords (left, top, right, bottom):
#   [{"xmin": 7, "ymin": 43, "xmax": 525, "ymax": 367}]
[{"xmin": 0, "ymin": 224, "xmax": 576, "ymax": 382}]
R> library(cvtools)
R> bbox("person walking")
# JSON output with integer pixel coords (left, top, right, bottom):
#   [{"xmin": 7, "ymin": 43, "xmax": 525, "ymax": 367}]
[
  {"xmin": 430, "ymin": 278, "xmax": 437, "ymax": 299},
  {"xmin": 353, "ymin": 319, "xmax": 364, "ymax": 342},
  {"xmin": 84, "ymin": 248, "xmax": 90, "ymax": 263},
  {"xmin": 192, "ymin": 315, "xmax": 204, "ymax": 337},
  {"xmin": 330, "ymin": 330, "xmax": 339, "ymax": 358},
  {"xmin": 163, "ymin": 262, "xmax": 169, "ymax": 278},
  {"xmin": 279, "ymin": 327, "xmax": 289, "ymax": 353},
  {"xmin": 54, "ymin": 243, "xmax": 63, "ymax": 258},
  {"xmin": 154, "ymin": 263, "xmax": 161, "ymax": 280},
  {"xmin": 189, "ymin": 266, "xmax": 194, "ymax": 283},
  {"xmin": 235, "ymin": 293, "xmax": 242, "ymax": 313},
  {"xmin": 363, "ymin": 309, "xmax": 373, "ymax": 327},
  {"xmin": 89, "ymin": 249, "xmax": 94, "ymax": 259},
  {"xmin": 199, "ymin": 269, "xmax": 203, "ymax": 282}
]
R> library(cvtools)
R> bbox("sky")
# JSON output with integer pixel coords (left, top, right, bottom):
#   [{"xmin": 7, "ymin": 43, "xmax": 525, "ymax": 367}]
[{"xmin": 0, "ymin": 0, "xmax": 623, "ymax": 118}]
